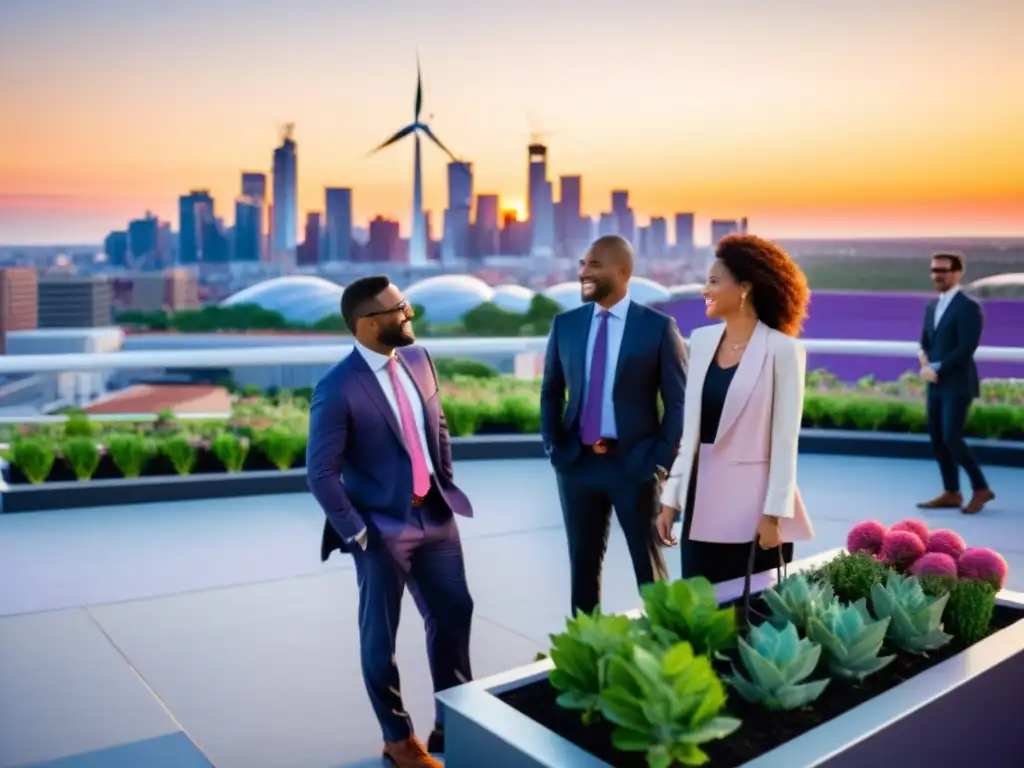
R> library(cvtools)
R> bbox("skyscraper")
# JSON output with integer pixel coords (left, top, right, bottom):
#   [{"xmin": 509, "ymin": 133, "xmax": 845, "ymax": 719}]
[
  {"xmin": 241, "ymin": 172, "xmax": 267, "ymax": 261},
  {"xmin": 297, "ymin": 212, "xmax": 322, "ymax": 266},
  {"xmin": 527, "ymin": 144, "xmax": 555, "ymax": 255},
  {"xmin": 178, "ymin": 190, "xmax": 214, "ymax": 264},
  {"xmin": 674, "ymin": 213, "xmax": 695, "ymax": 259},
  {"xmin": 324, "ymin": 188, "xmax": 353, "ymax": 263},
  {"xmin": 443, "ymin": 161, "xmax": 473, "ymax": 264},
  {"xmin": 271, "ymin": 125, "xmax": 298, "ymax": 260},
  {"xmin": 473, "ymin": 193, "xmax": 500, "ymax": 257},
  {"xmin": 611, "ymin": 190, "xmax": 635, "ymax": 243},
  {"xmin": 234, "ymin": 197, "xmax": 263, "ymax": 262},
  {"xmin": 648, "ymin": 216, "xmax": 668, "ymax": 257},
  {"xmin": 711, "ymin": 219, "xmax": 742, "ymax": 244}
]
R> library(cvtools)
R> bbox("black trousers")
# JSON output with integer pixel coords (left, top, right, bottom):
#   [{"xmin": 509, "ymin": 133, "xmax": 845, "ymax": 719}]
[
  {"xmin": 926, "ymin": 388, "xmax": 988, "ymax": 494},
  {"xmin": 556, "ymin": 450, "xmax": 668, "ymax": 616}
]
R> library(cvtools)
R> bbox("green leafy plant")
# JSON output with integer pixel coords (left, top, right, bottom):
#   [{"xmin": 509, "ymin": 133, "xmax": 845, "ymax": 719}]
[
  {"xmin": 548, "ymin": 609, "xmax": 637, "ymax": 725},
  {"xmin": 11, "ymin": 439, "xmax": 56, "ymax": 484},
  {"xmin": 810, "ymin": 551, "xmax": 889, "ymax": 604},
  {"xmin": 212, "ymin": 433, "xmax": 249, "ymax": 472},
  {"xmin": 63, "ymin": 437, "xmax": 100, "ymax": 481},
  {"xmin": 599, "ymin": 642, "xmax": 742, "ymax": 768},
  {"xmin": 945, "ymin": 578, "xmax": 997, "ymax": 646},
  {"xmin": 724, "ymin": 621, "xmax": 830, "ymax": 710},
  {"xmin": 107, "ymin": 434, "xmax": 153, "ymax": 478},
  {"xmin": 870, "ymin": 572, "xmax": 953, "ymax": 655},
  {"xmin": 259, "ymin": 429, "xmax": 306, "ymax": 470},
  {"xmin": 762, "ymin": 573, "xmax": 835, "ymax": 632},
  {"xmin": 640, "ymin": 577, "xmax": 737, "ymax": 656},
  {"xmin": 806, "ymin": 599, "xmax": 895, "ymax": 683},
  {"xmin": 160, "ymin": 435, "xmax": 197, "ymax": 476},
  {"xmin": 62, "ymin": 411, "xmax": 95, "ymax": 438}
]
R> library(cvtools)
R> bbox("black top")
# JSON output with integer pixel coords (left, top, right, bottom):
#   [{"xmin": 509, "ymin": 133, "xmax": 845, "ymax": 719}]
[{"xmin": 699, "ymin": 360, "xmax": 738, "ymax": 444}]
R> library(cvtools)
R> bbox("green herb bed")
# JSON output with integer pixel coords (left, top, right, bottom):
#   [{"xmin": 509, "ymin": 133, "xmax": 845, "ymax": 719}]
[
  {"xmin": 2, "ymin": 367, "xmax": 1022, "ymax": 486},
  {"xmin": 498, "ymin": 551, "xmax": 1022, "ymax": 767}
]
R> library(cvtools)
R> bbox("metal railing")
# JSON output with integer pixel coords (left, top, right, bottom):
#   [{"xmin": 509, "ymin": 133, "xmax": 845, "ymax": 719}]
[{"xmin": 1, "ymin": 337, "xmax": 1023, "ymax": 374}]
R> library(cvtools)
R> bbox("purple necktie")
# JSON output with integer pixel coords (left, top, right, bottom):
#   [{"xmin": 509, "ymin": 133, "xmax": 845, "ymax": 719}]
[{"xmin": 580, "ymin": 310, "xmax": 610, "ymax": 445}]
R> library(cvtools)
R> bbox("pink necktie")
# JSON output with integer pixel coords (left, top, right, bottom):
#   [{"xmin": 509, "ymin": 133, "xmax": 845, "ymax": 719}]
[{"xmin": 387, "ymin": 357, "xmax": 431, "ymax": 497}]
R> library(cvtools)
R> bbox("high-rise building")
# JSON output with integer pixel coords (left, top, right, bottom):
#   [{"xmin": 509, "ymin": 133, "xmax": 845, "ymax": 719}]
[
  {"xmin": 178, "ymin": 190, "xmax": 215, "ymax": 264},
  {"xmin": 527, "ymin": 144, "xmax": 555, "ymax": 255},
  {"xmin": 297, "ymin": 212, "xmax": 322, "ymax": 266},
  {"xmin": 324, "ymin": 187, "xmax": 353, "ymax": 263},
  {"xmin": 674, "ymin": 213, "xmax": 695, "ymax": 258},
  {"xmin": 611, "ymin": 190, "xmax": 635, "ymax": 243},
  {"xmin": 37, "ymin": 276, "xmax": 112, "ymax": 328},
  {"xmin": 234, "ymin": 197, "xmax": 263, "ymax": 262},
  {"xmin": 0, "ymin": 267, "xmax": 39, "ymax": 353},
  {"xmin": 127, "ymin": 212, "xmax": 163, "ymax": 266},
  {"xmin": 104, "ymin": 231, "xmax": 128, "ymax": 267},
  {"xmin": 367, "ymin": 216, "xmax": 401, "ymax": 262},
  {"xmin": 473, "ymin": 194, "xmax": 500, "ymax": 257},
  {"xmin": 240, "ymin": 172, "xmax": 267, "ymax": 261},
  {"xmin": 443, "ymin": 162, "xmax": 473, "ymax": 264},
  {"xmin": 648, "ymin": 216, "xmax": 668, "ymax": 257},
  {"xmin": 271, "ymin": 125, "xmax": 298, "ymax": 260}
]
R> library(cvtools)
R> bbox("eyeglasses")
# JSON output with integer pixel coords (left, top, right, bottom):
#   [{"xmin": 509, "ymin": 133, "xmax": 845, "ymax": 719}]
[
  {"xmin": 930, "ymin": 267, "xmax": 953, "ymax": 274},
  {"xmin": 361, "ymin": 300, "xmax": 410, "ymax": 318}
]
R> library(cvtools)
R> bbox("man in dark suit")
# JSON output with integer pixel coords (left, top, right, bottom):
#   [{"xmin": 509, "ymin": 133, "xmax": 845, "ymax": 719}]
[
  {"xmin": 541, "ymin": 235, "xmax": 688, "ymax": 616},
  {"xmin": 917, "ymin": 252, "xmax": 996, "ymax": 515},
  {"xmin": 307, "ymin": 275, "xmax": 473, "ymax": 768}
]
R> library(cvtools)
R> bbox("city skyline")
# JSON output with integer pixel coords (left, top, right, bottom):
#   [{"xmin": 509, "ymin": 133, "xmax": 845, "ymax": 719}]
[{"xmin": 2, "ymin": 0, "xmax": 1023, "ymax": 245}]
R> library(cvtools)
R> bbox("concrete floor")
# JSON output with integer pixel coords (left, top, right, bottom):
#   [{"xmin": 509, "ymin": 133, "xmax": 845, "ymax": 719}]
[{"xmin": 1, "ymin": 455, "xmax": 1022, "ymax": 768}]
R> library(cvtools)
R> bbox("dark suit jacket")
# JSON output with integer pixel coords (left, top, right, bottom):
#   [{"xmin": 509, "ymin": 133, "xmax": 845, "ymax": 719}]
[
  {"xmin": 306, "ymin": 345, "xmax": 473, "ymax": 561},
  {"xmin": 920, "ymin": 290, "xmax": 983, "ymax": 400},
  {"xmin": 540, "ymin": 301, "xmax": 688, "ymax": 483}
]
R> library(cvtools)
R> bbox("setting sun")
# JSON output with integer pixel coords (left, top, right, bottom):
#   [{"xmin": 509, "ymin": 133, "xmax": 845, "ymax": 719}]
[{"xmin": 502, "ymin": 200, "xmax": 526, "ymax": 221}]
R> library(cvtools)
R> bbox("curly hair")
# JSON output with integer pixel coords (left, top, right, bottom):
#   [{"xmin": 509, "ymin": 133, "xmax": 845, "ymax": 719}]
[{"xmin": 715, "ymin": 234, "xmax": 810, "ymax": 337}]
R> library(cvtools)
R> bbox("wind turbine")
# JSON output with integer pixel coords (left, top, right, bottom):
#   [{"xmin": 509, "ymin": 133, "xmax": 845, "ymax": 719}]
[{"xmin": 368, "ymin": 58, "xmax": 459, "ymax": 267}]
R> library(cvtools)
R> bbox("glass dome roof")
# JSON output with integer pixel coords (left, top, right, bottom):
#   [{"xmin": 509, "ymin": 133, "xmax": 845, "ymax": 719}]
[
  {"xmin": 220, "ymin": 276, "xmax": 344, "ymax": 325},
  {"xmin": 542, "ymin": 278, "xmax": 672, "ymax": 309},
  {"xmin": 543, "ymin": 281, "xmax": 585, "ymax": 310},
  {"xmin": 667, "ymin": 283, "xmax": 705, "ymax": 299},
  {"xmin": 404, "ymin": 274, "xmax": 495, "ymax": 324},
  {"xmin": 491, "ymin": 284, "xmax": 536, "ymax": 314}
]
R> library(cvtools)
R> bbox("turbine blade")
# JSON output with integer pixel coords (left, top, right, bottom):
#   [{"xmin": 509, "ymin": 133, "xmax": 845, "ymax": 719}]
[
  {"xmin": 415, "ymin": 55, "xmax": 423, "ymax": 122},
  {"xmin": 366, "ymin": 124, "xmax": 416, "ymax": 156},
  {"xmin": 420, "ymin": 124, "xmax": 457, "ymax": 162}
]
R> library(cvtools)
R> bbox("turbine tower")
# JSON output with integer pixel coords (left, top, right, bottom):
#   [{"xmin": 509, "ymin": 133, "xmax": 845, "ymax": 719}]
[{"xmin": 368, "ymin": 58, "xmax": 458, "ymax": 266}]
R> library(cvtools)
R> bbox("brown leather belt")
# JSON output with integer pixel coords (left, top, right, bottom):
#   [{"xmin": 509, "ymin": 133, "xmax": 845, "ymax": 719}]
[{"xmin": 583, "ymin": 438, "xmax": 618, "ymax": 455}]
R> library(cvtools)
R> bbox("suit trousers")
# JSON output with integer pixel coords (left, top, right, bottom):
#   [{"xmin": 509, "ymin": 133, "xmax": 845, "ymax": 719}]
[
  {"xmin": 352, "ymin": 487, "xmax": 474, "ymax": 742},
  {"xmin": 926, "ymin": 387, "xmax": 988, "ymax": 493},
  {"xmin": 556, "ymin": 450, "xmax": 668, "ymax": 616}
]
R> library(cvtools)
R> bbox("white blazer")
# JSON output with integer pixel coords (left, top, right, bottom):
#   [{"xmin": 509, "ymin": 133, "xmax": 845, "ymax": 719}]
[{"xmin": 660, "ymin": 321, "xmax": 815, "ymax": 544}]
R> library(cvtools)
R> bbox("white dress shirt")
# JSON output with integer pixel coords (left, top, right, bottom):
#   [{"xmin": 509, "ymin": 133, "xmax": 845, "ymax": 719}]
[
  {"xmin": 583, "ymin": 294, "xmax": 631, "ymax": 440},
  {"xmin": 933, "ymin": 284, "xmax": 960, "ymax": 329},
  {"xmin": 346, "ymin": 342, "xmax": 436, "ymax": 546}
]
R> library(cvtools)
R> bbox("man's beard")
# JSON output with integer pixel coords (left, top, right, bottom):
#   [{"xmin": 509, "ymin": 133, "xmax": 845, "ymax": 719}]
[
  {"xmin": 582, "ymin": 279, "xmax": 613, "ymax": 303},
  {"xmin": 378, "ymin": 322, "xmax": 415, "ymax": 348}
]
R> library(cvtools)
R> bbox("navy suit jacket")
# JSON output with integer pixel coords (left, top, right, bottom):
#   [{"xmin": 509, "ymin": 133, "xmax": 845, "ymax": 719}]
[
  {"xmin": 540, "ymin": 301, "xmax": 688, "ymax": 483},
  {"xmin": 920, "ymin": 291, "xmax": 983, "ymax": 400},
  {"xmin": 306, "ymin": 345, "xmax": 473, "ymax": 561}
]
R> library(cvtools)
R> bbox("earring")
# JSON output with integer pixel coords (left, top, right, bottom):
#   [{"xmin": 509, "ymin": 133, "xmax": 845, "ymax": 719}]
[{"xmin": 741, "ymin": 292, "xmax": 747, "ymax": 305}]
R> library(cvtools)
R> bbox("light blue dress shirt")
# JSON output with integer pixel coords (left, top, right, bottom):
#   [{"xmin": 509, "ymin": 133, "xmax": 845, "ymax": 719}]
[{"xmin": 583, "ymin": 295, "xmax": 631, "ymax": 440}]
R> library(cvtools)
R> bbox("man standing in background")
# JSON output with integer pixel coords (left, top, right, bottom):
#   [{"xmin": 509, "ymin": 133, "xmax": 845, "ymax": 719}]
[{"xmin": 917, "ymin": 252, "xmax": 996, "ymax": 515}]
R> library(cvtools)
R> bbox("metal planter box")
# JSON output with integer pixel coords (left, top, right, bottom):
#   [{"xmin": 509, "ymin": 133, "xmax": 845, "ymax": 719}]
[{"xmin": 438, "ymin": 549, "xmax": 1024, "ymax": 767}]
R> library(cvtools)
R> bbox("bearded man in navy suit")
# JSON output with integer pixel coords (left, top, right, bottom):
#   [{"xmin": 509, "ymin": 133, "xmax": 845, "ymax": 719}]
[{"xmin": 307, "ymin": 275, "xmax": 473, "ymax": 768}]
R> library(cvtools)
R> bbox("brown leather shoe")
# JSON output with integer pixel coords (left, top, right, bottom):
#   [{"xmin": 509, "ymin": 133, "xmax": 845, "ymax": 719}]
[
  {"xmin": 917, "ymin": 491, "xmax": 963, "ymax": 509},
  {"xmin": 963, "ymin": 489, "xmax": 996, "ymax": 515},
  {"xmin": 382, "ymin": 736, "xmax": 442, "ymax": 768}
]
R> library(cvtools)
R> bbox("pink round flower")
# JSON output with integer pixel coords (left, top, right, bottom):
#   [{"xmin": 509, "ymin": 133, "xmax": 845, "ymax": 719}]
[
  {"xmin": 958, "ymin": 547, "xmax": 1009, "ymax": 590},
  {"xmin": 891, "ymin": 518, "xmax": 930, "ymax": 542},
  {"xmin": 847, "ymin": 520, "xmax": 887, "ymax": 556},
  {"xmin": 910, "ymin": 552, "xmax": 959, "ymax": 578},
  {"xmin": 927, "ymin": 529, "xmax": 967, "ymax": 560},
  {"xmin": 880, "ymin": 530, "xmax": 926, "ymax": 569}
]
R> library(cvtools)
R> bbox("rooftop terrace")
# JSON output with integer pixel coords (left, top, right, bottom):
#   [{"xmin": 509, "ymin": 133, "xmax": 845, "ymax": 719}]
[{"xmin": 2, "ymin": 455, "xmax": 1022, "ymax": 768}]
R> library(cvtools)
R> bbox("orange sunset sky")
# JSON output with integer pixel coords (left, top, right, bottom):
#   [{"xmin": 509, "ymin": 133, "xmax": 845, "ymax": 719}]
[{"xmin": 1, "ymin": 0, "xmax": 1023, "ymax": 245}]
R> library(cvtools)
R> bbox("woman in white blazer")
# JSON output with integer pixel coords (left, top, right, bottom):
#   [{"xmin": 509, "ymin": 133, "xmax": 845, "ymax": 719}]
[{"xmin": 655, "ymin": 234, "xmax": 814, "ymax": 584}]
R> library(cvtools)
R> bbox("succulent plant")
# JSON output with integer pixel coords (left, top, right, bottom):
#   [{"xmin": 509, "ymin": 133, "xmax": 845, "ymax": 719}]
[
  {"xmin": 910, "ymin": 552, "xmax": 958, "ymax": 579},
  {"xmin": 640, "ymin": 577, "xmax": 737, "ymax": 657},
  {"xmin": 891, "ymin": 518, "xmax": 930, "ymax": 542},
  {"xmin": 724, "ymin": 621, "xmax": 830, "ymax": 710},
  {"xmin": 599, "ymin": 642, "xmax": 742, "ymax": 767},
  {"xmin": 879, "ymin": 530, "xmax": 926, "ymax": 570},
  {"xmin": 810, "ymin": 551, "xmax": 889, "ymax": 604},
  {"xmin": 870, "ymin": 572, "xmax": 954, "ymax": 655},
  {"xmin": 847, "ymin": 520, "xmax": 887, "ymax": 555},
  {"xmin": 806, "ymin": 599, "xmax": 895, "ymax": 683},
  {"xmin": 762, "ymin": 574, "xmax": 835, "ymax": 632},
  {"xmin": 926, "ymin": 529, "xmax": 966, "ymax": 560},
  {"xmin": 958, "ymin": 547, "xmax": 1009, "ymax": 590}
]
